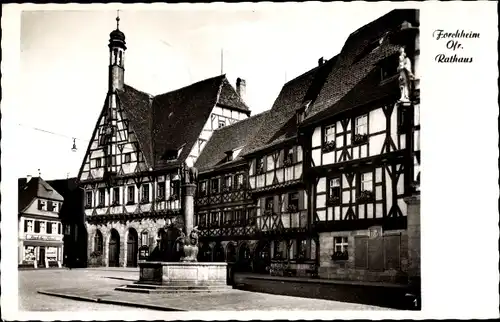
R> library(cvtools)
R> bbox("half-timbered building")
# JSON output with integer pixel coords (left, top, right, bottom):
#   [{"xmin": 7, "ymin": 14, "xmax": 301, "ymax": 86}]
[
  {"xmin": 298, "ymin": 9, "xmax": 420, "ymax": 283},
  {"xmin": 193, "ymin": 111, "xmax": 269, "ymax": 270},
  {"xmin": 78, "ymin": 18, "xmax": 250, "ymax": 267}
]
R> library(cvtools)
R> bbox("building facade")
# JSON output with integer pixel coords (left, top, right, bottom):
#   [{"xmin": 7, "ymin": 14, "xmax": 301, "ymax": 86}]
[
  {"xmin": 18, "ymin": 177, "xmax": 65, "ymax": 268},
  {"xmin": 192, "ymin": 9, "xmax": 420, "ymax": 284},
  {"xmin": 78, "ymin": 18, "xmax": 250, "ymax": 267}
]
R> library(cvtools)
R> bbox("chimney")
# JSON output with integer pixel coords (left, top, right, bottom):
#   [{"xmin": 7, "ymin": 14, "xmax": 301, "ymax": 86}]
[
  {"xmin": 318, "ymin": 57, "xmax": 326, "ymax": 66},
  {"xmin": 236, "ymin": 78, "xmax": 246, "ymax": 102},
  {"xmin": 27, "ymin": 175, "xmax": 32, "ymax": 183}
]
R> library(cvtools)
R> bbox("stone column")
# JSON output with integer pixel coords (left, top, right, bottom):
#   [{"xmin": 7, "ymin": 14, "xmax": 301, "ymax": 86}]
[{"xmin": 182, "ymin": 183, "xmax": 197, "ymax": 237}]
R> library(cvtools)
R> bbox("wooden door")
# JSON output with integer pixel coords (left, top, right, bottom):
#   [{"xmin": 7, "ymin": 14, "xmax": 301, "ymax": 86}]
[
  {"xmin": 38, "ymin": 247, "xmax": 46, "ymax": 268},
  {"xmin": 127, "ymin": 232, "xmax": 138, "ymax": 267},
  {"xmin": 109, "ymin": 235, "xmax": 120, "ymax": 267}
]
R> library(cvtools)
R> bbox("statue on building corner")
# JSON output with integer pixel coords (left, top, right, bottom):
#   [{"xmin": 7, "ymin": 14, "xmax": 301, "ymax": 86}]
[{"xmin": 397, "ymin": 46, "xmax": 415, "ymax": 103}]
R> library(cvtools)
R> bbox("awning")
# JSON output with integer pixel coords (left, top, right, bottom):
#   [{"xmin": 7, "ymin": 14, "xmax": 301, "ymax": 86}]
[{"xmin": 23, "ymin": 240, "xmax": 63, "ymax": 247}]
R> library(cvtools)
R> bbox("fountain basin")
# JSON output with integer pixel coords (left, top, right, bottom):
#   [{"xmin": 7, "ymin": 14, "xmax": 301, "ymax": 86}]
[{"xmin": 138, "ymin": 261, "xmax": 228, "ymax": 286}]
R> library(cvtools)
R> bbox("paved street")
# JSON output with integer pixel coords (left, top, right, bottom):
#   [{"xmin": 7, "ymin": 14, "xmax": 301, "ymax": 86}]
[
  {"xmin": 19, "ymin": 268, "xmax": 148, "ymax": 311},
  {"xmin": 19, "ymin": 268, "xmax": 392, "ymax": 312}
]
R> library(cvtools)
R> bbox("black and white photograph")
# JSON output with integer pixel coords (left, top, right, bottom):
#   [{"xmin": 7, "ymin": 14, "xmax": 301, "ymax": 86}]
[{"xmin": 1, "ymin": 2, "xmax": 498, "ymax": 320}]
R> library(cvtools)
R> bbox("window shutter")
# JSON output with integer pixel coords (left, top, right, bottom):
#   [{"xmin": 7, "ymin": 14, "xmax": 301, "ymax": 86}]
[
  {"xmin": 34, "ymin": 221, "xmax": 40, "ymax": 233},
  {"xmin": 24, "ymin": 220, "xmax": 28, "ymax": 232},
  {"xmin": 47, "ymin": 201, "xmax": 53, "ymax": 211},
  {"xmin": 384, "ymin": 234, "xmax": 401, "ymax": 270},
  {"xmin": 58, "ymin": 223, "xmax": 61, "ymax": 234},
  {"xmin": 354, "ymin": 236, "xmax": 368, "ymax": 268},
  {"xmin": 368, "ymin": 237, "xmax": 384, "ymax": 271},
  {"xmin": 298, "ymin": 191, "xmax": 304, "ymax": 210},
  {"xmin": 38, "ymin": 200, "xmax": 43, "ymax": 210}
]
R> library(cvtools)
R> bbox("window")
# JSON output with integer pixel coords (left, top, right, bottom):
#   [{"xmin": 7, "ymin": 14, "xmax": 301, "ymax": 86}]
[
  {"xmin": 127, "ymin": 186, "xmax": 135, "ymax": 204},
  {"xmin": 34, "ymin": 220, "xmax": 41, "ymax": 233},
  {"xmin": 266, "ymin": 155, "xmax": 275, "ymax": 170},
  {"xmin": 37, "ymin": 200, "xmax": 47, "ymax": 211},
  {"xmin": 224, "ymin": 176, "xmax": 232, "ymax": 191},
  {"xmin": 40, "ymin": 221, "xmax": 46, "ymax": 234},
  {"xmin": 199, "ymin": 181, "xmax": 207, "ymax": 196},
  {"xmin": 218, "ymin": 120, "xmax": 226, "ymax": 128},
  {"xmin": 141, "ymin": 231, "xmax": 149, "ymax": 246},
  {"xmin": 225, "ymin": 151, "xmax": 233, "ymax": 162},
  {"xmin": 24, "ymin": 220, "xmax": 33, "ymax": 233},
  {"xmin": 96, "ymin": 158, "xmax": 102, "ymax": 167},
  {"xmin": 64, "ymin": 224, "xmax": 71, "ymax": 235},
  {"xmin": 138, "ymin": 153, "xmax": 144, "ymax": 162},
  {"xmin": 46, "ymin": 222, "xmax": 53, "ymax": 234},
  {"xmin": 47, "ymin": 201, "xmax": 54, "ymax": 212},
  {"xmin": 234, "ymin": 209, "xmax": 243, "ymax": 225},
  {"xmin": 256, "ymin": 157, "xmax": 264, "ymax": 174},
  {"xmin": 284, "ymin": 147, "xmax": 294, "ymax": 166},
  {"xmin": 273, "ymin": 240, "xmax": 285, "ymax": 259},
  {"xmin": 297, "ymin": 239, "xmax": 308, "ymax": 259},
  {"xmin": 112, "ymin": 187, "xmax": 120, "ymax": 205},
  {"xmin": 355, "ymin": 115, "xmax": 368, "ymax": 135},
  {"xmin": 397, "ymin": 106, "xmax": 410, "ymax": 133},
  {"xmin": 330, "ymin": 178, "xmax": 341, "ymax": 198},
  {"xmin": 124, "ymin": 153, "xmax": 132, "ymax": 163},
  {"xmin": 157, "ymin": 183, "xmax": 165, "ymax": 200},
  {"xmin": 85, "ymin": 191, "xmax": 93, "ymax": 208},
  {"xmin": 141, "ymin": 184, "xmax": 150, "ymax": 203},
  {"xmin": 210, "ymin": 212, "xmax": 220, "ymax": 227},
  {"xmin": 98, "ymin": 188, "xmax": 106, "ymax": 207},
  {"xmin": 324, "ymin": 124, "xmax": 336, "ymax": 143},
  {"xmin": 211, "ymin": 178, "xmax": 219, "ymax": 194},
  {"xmin": 361, "ymin": 172, "xmax": 373, "ymax": 191},
  {"xmin": 163, "ymin": 150, "xmax": 177, "ymax": 161},
  {"xmin": 334, "ymin": 236, "xmax": 349, "ymax": 253},
  {"xmin": 288, "ymin": 192, "xmax": 299, "ymax": 212},
  {"xmin": 234, "ymin": 174, "xmax": 243, "ymax": 189},
  {"xmin": 265, "ymin": 197, "xmax": 274, "ymax": 211},
  {"xmin": 52, "ymin": 202, "xmax": 59, "ymax": 213},
  {"xmin": 94, "ymin": 230, "xmax": 103, "ymax": 253}
]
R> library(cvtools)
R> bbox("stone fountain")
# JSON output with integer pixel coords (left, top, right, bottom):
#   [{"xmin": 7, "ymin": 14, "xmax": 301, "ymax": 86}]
[{"xmin": 115, "ymin": 164, "xmax": 230, "ymax": 294}]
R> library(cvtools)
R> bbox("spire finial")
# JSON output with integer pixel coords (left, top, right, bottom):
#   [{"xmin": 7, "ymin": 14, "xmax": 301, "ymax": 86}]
[{"xmin": 116, "ymin": 10, "xmax": 120, "ymax": 29}]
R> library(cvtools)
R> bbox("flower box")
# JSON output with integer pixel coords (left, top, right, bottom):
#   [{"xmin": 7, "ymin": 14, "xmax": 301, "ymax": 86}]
[
  {"xmin": 356, "ymin": 190, "xmax": 374, "ymax": 203},
  {"xmin": 283, "ymin": 159, "xmax": 293, "ymax": 167},
  {"xmin": 352, "ymin": 133, "xmax": 368, "ymax": 145},
  {"xmin": 326, "ymin": 196, "xmax": 341, "ymax": 206},
  {"xmin": 322, "ymin": 141, "xmax": 336, "ymax": 153},
  {"xmin": 256, "ymin": 168, "xmax": 264, "ymax": 175},
  {"xmin": 168, "ymin": 194, "xmax": 179, "ymax": 201},
  {"xmin": 156, "ymin": 195, "xmax": 165, "ymax": 202}
]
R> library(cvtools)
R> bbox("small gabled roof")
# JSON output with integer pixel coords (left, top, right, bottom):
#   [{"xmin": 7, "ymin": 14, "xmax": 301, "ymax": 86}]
[
  {"xmin": 18, "ymin": 177, "xmax": 64, "ymax": 213},
  {"xmin": 195, "ymin": 111, "xmax": 270, "ymax": 173},
  {"xmin": 302, "ymin": 9, "xmax": 419, "ymax": 125},
  {"xmin": 115, "ymin": 75, "xmax": 249, "ymax": 170},
  {"xmin": 240, "ymin": 58, "xmax": 336, "ymax": 157}
]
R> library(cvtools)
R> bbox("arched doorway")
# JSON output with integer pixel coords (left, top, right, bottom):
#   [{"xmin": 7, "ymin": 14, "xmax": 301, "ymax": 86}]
[
  {"xmin": 199, "ymin": 243, "xmax": 213, "ymax": 262},
  {"xmin": 108, "ymin": 229, "xmax": 120, "ymax": 267},
  {"xmin": 238, "ymin": 243, "xmax": 252, "ymax": 272},
  {"xmin": 126, "ymin": 228, "xmax": 138, "ymax": 267},
  {"xmin": 157, "ymin": 228, "xmax": 168, "ymax": 261},
  {"xmin": 253, "ymin": 240, "xmax": 270, "ymax": 274},
  {"xmin": 213, "ymin": 243, "xmax": 225, "ymax": 262},
  {"xmin": 226, "ymin": 243, "xmax": 237, "ymax": 263},
  {"xmin": 166, "ymin": 227, "xmax": 182, "ymax": 262}
]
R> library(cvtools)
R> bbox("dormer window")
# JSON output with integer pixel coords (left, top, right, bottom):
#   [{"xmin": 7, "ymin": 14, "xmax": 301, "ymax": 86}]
[
  {"xmin": 37, "ymin": 200, "xmax": 47, "ymax": 211},
  {"xmin": 163, "ymin": 150, "xmax": 177, "ymax": 161},
  {"xmin": 199, "ymin": 181, "xmax": 207, "ymax": 196},
  {"xmin": 297, "ymin": 100, "xmax": 312, "ymax": 124},
  {"xmin": 225, "ymin": 151, "xmax": 233, "ymax": 162},
  {"xmin": 380, "ymin": 53, "xmax": 399, "ymax": 82}
]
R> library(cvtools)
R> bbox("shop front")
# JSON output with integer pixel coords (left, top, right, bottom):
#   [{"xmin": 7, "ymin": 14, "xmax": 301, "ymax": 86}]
[{"xmin": 21, "ymin": 236, "xmax": 63, "ymax": 268}]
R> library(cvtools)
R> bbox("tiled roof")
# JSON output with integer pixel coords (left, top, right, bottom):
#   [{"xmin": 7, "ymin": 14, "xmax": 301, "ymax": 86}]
[
  {"xmin": 18, "ymin": 177, "xmax": 64, "ymax": 213},
  {"xmin": 195, "ymin": 111, "xmax": 270, "ymax": 173},
  {"xmin": 302, "ymin": 9, "xmax": 419, "ymax": 125},
  {"xmin": 115, "ymin": 75, "xmax": 249, "ymax": 169},
  {"xmin": 240, "ymin": 58, "xmax": 336, "ymax": 157}
]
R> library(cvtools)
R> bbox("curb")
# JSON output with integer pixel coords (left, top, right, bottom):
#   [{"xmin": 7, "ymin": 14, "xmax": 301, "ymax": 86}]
[{"xmin": 37, "ymin": 290, "xmax": 185, "ymax": 312}]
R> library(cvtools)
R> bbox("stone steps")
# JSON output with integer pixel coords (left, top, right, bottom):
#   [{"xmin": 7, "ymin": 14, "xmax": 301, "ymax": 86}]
[{"xmin": 115, "ymin": 283, "xmax": 233, "ymax": 294}]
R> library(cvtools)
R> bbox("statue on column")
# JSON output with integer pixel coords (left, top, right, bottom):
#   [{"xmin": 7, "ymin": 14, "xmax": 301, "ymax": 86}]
[
  {"xmin": 181, "ymin": 162, "xmax": 198, "ymax": 184},
  {"xmin": 397, "ymin": 46, "xmax": 415, "ymax": 103}
]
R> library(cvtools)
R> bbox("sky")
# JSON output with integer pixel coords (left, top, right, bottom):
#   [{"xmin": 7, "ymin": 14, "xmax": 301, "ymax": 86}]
[{"xmin": 14, "ymin": 3, "xmax": 392, "ymax": 180}]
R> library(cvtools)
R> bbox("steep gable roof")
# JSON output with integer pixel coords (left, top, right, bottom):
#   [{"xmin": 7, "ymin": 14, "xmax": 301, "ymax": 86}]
[
  {"xmin": 195, "ymin": 110, "xmax": 270, "ymax": 173},
  {"xmin": 240, "ymin": 58, "xmax": 336, "ymax": 157},
  {"xmin": 303, "ymin": 9, "xmax": 419, "ymax": 125},
  {"xmin": 18, "ymin": 177, "xmax": 64, "ymax": 213},
  {"xmin": 114, "ymin": 74, "xmax": 249, "ymax": 170}
]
